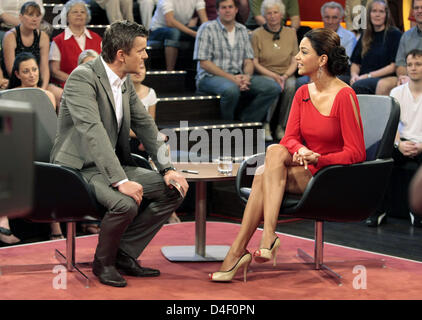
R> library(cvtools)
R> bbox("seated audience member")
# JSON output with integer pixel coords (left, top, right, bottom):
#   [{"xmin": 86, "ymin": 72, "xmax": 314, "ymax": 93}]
[
  {"xmin": 2, "ymin": 1, "xmax": 62, "ymax": 106},
  {"xmin": 322, "ymin": 2, "xmax": 357, "ymax": 59},
  {"xmin": 296, "ymin": 1, "xmax": 357, "ymax": 92},
  {"xmin": 137, "ymin": 0, "xmax": 158, "ymax": 29},
  {"xmin": 149, "ymin": 0, "xmax": 208, "ymax": 71},
  {"xmin": 377, "ymin": 0, "xmax": 422, "ymax": 95},
  {"xmin": 130, "ymin": 63, "xmax": 181, "ymax": 224},
  {"xmin": 49, "ymin": 0, "xmax": 102, "ymax": 88},
  {"xmin": 7, "ymin": 52, "xmax": 56, "ymax": 108},
  {"xmin": 0, "ymin": 0, "xmax": 51, "ymax": 37},
  {"xmin": 349, "ymin": 0, "xmax": 401, "ymax": 95},
  {"xmin": 78, "ymin": 48, "xmax": 99, "ymax": 65},
  {"xmin": 194, "ymin": 0, "xmax": 281, "ymax": 124},
  {"xmin": 367, "ymin": 49, "xmax": 422, "ymax": 227},
  {"xmin": 246, "ymin": 0, "xmax": 300, "ymax": 31},
  {"xmin": 209, "ymin": 28, "xmax": 365, "ymax": 283},
  {"xmin": 93, "ymin": 0, "xmax": 134, "ymax": 23},
  {"xmin": 251, "ymin": 0, "xmax": 298, "ymax": 140},
  {"xmin": 410, "ymin": 164, "xmax": 422, "ymax": 216},
  {"xmin": 6, "ymin": 52, "xmax": 64, "ymax": 239}
]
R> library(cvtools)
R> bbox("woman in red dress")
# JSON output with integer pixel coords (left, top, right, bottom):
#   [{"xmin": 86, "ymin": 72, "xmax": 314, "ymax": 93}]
[{"xmin": 209, "ymin": 28, "xmax": 366, "ymax": 282}]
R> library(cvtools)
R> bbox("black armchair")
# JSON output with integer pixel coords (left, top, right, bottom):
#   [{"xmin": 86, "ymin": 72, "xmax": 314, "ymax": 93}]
[
  {"xmin": 235, "ymin": 95, "xmax": 400, "ymax": 285},
  {"xmin": 0, "ymin": 88, "xmax": 151, "ymax": 287}
]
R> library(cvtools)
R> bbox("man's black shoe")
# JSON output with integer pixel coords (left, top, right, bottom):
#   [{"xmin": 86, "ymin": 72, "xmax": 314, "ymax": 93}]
[
  {"xmin": 366, "ymin": 212, "xmax": 387, "ymax": 227},
  {"xmin": 92, "ymin": 257, "xmax": 127, "ymax": 287},
  {"xmin": 116, "ymin": 249, "xmax": 160, "ymax": 277}
]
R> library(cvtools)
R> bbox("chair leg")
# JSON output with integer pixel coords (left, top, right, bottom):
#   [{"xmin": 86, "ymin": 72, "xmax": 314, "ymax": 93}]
[
  {"xmin": 54, "ymin": 222, "xmax": 91, "ymax": 288},
  {"xmin": 296, "ymin": 221, "xmax": 343, "ymax": 286}
]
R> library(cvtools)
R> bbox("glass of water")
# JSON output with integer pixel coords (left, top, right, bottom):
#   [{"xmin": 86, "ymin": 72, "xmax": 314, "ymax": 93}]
[{"xmin": 217, "ymin": 156, "xmax": 233, "ymax": 175}]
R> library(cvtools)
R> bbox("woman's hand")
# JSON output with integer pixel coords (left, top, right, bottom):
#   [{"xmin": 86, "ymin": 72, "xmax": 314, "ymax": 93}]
[{"xmin": 293, "ymin": 147, "xmax": 320, "ymax": 170}]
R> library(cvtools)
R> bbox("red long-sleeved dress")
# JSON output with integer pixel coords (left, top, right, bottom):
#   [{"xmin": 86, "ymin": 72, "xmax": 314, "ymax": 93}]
[{"xmin": 280, "ymin": 85, "xmax": 366, "ymax": 175}]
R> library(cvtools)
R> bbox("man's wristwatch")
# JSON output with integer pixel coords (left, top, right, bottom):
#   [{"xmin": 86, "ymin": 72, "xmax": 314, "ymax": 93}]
[
  {"xmin": 394, "ymin": 141, "xmax": 400, "ymax": 149},
  {"xmin": 160, "ymin": 167, "xmax": 176, "ymax": 176}
]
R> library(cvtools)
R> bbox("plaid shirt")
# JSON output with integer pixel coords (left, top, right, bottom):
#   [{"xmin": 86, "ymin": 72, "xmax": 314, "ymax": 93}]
[{"xmin": 193, "ymin": 18, "xmax": 254, "ymax": 84}]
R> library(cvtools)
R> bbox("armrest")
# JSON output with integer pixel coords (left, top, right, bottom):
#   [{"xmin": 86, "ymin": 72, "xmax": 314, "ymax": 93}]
[{"xmin": 131, "ymin": 153, "xmax": 152, "ymax": 170}]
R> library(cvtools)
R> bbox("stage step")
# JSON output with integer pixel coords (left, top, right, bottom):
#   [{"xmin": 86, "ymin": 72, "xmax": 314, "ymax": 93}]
[{"xmin": 143, "ymin": 71, "xmax": 188, "ymax": 95}]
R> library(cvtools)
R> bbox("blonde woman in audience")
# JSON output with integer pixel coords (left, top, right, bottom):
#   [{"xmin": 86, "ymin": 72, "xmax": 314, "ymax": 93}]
[
  {"xmin": 130, "ymin": 62, "xmax": 182, "ymax": 224},
  {"xmin": 2, "ymin": 2, "xmax": 62, "ymax": 106}
]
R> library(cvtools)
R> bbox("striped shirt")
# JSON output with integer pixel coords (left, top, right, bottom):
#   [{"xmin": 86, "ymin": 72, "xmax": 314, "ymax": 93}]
[{"xmin": 193, "ymin": 18, "xmax": 254, "ymax": 84}]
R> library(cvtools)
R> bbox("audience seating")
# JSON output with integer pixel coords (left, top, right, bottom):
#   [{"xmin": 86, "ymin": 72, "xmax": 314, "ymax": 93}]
[{"xmin": 235, "ymin": 95, "xmax": 400, "ymax": 285}]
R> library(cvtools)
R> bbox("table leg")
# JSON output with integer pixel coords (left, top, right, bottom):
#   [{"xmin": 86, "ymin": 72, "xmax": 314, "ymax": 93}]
[{"xmin": 161, "ymin": 181, "xmax": 230, "ymax": 262}]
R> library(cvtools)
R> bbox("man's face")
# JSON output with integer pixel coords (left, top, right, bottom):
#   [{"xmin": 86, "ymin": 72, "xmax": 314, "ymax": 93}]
[
  {"xmin": 406, "ymin": 54, "xmax": 422, "ymax": 82},
  {"xmin": 122, "ymin": 36, "xmax": 148, "ymax": 75},
  {"xmin": 217, "ymin": 0, "xmax": 238, "ymax": 24},
  {"xmin": 414, "ymin": 0, "xmax": 422, "ymax": 24},
  {"xmin": 322, "ymin": 7, "xmax": 342, "ymax": 32}
]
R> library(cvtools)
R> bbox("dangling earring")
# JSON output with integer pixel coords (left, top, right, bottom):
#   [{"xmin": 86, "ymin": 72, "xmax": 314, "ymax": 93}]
[{"xmin": 317, "ymin": 66, "xmax": 323, "ymax": 80}]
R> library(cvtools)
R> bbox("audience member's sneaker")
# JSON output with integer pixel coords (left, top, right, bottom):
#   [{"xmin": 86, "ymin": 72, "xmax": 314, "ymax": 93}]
[
  {"xmin": 409, "ymin": 212, "xmax": 422, "ymax": 228},
  {"xmin": 263, "ymin": 123, "xmax": 273, "ymax": 141},
  {"xmin": 366, "ymin": 212, "xmax": 387, "ymax": 227},
  {"xmin": 275, "ymin": 125, "xmax": 285, "ymax": 140}
]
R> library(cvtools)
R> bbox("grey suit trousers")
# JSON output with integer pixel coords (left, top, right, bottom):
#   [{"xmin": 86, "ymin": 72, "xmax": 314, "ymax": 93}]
[{"xmin": 82, "ymin": 166, "xmax": 183, "ymax": 265}]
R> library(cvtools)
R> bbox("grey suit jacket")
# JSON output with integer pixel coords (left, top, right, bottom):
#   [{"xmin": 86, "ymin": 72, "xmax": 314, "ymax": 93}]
[{"xmin": 50, "ymin": 57, "xmax": 171, "ymax": 185}]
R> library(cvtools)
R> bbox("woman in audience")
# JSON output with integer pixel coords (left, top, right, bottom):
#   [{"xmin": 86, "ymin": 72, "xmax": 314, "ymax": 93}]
[
  {"xmin": 49, "ymin": 0, "xmax": 102, "ymax": 88},
  {"xmin": 349, "ymin": 0, "xmax": 401, "ymax": 94},
  {"xmin": 2, "ymin": 1, "xmax": 62, "ymax": 105},
  {"xmin": 251, "ymin": 0, "xmax": 298, "ymax": 141},
  {"xmin": 7, "ymin": 52, "xmax": 56, "ymax": 109},
  {"xmin": 209, "ymin": 28, "xmax": 366, "ymax": 282},
  {"xmin": 130, "ymin": 62, "xmax": 181, "ymax": 224},
  {"xmin": 6, "ymin": 52, "xmax": 63, "ymax": 240}
]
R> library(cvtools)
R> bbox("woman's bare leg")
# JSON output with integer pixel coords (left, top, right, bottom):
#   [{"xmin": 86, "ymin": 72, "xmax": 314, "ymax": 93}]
[{"xmin": 218, "ymin": 144, "xmax": 312, "ymax": 271}]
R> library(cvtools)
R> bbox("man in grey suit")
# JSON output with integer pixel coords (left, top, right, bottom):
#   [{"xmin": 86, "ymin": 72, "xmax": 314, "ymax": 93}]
[{"xmin": 50, "ymin": 21, "xmax": 188, "ymax": 287}]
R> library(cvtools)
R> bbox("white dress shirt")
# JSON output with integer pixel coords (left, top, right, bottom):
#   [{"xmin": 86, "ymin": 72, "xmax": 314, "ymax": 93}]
[{"xmin": 100, "ymin": 57, "xmax": 128, "ymax": 187}]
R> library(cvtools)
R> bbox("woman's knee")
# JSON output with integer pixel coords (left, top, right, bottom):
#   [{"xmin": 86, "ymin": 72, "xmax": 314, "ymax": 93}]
[{"xmin": 265, "ymin": 144, "xmax": 290, "ymax": 165}]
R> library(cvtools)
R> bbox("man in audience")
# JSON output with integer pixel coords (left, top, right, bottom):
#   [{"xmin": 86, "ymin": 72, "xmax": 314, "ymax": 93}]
[
  {"xmin": 376, "ymin": 0, "xmax": 422, "ymax": 95},
  {"xmin": 51, "ymin": 21, "xmax": 187, "ymax": 287},
  {"xmin": 194, "ymin": 0, "xmax": 281, "ymax": 123},
  {"xmin": 367, "ymin": 49, "xmax": 422, "ymax": 227},
  {"xmin": 149, "ymin": 0, "xmax": 208, "ymax": 71},
  {"xmin": 246, "ymin": 0, "xmax": 301, "ymax": 31},
  {"xmin": 321, "ymin": 2, "xmax": 357, "ymax": 59}
]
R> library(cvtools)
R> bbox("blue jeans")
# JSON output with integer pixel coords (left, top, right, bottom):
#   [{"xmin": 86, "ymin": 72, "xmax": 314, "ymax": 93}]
[
  {"xmin": 149, "ymin": 26, "xmax": 197, "ymax": 48},
  {"xmin": 197, "ymin": 75, "xmax": 281, "ymax": 122},
  {"xmin": 351, "ymin": 77, "xmax": 380, "ymax": 94}
]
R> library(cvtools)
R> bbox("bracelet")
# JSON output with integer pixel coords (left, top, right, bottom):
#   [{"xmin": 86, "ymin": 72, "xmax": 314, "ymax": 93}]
[{"xmin": 367, "ymin": 73, "xmax": 372, "ymax": 78}]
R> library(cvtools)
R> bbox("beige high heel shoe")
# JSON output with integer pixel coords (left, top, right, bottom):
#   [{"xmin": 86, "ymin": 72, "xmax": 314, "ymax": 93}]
[
  {"xmin": 253, "ymin": 237, "xmax": 280, "ymax": 266},
  {"xmin": 209, "ymin": 252, "xmax": 252, "ymax": 282}
]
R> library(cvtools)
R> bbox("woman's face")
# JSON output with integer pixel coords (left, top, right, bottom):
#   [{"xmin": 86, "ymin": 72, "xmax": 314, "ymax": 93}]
[
  {"xmin": 131, "ymin": 63, "xmax": 146, "ymax": 83},
  {"xmin": 67, "ymin": 3, "xmax": 88, "ymax": 27},
  {"xmin": 295, "ymin": 37, "xmax": 320, "ymax": 76},
  {"xmin": 16, "ymin": 59, "xmax": 39, "ymax": 88},
  {"xmin": 264, "ymin": 5, "xmax": 283, "ymax": 28},
  {"xmin": 370, "ymin": 2, "xmax": 387, "ymax": 29},
  {"xmin": 19, "ymin": 7, "xmax": 42, "ymax": 30}
]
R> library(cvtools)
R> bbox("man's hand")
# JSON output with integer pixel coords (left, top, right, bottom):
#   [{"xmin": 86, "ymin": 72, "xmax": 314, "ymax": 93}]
[
  {"xmin": 399, "ymin": 141, "xmax": 420, "ymax": 158},
  {"xmin": 397, "ymin": 75, "xmax": 410, "ymax": 86},
  {"xmin": 163, "ymin": 170, "xmax": 189, "ymax": 197},
  {"xmin": 118, "ymin": 181, "xmax": 144, "ymax": 206}
]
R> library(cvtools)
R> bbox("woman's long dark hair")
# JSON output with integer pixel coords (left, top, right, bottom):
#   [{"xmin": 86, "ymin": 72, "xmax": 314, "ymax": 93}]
[{"xmin": 7, "ymin": 52, "xmax": 43, "ymax": 89}]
